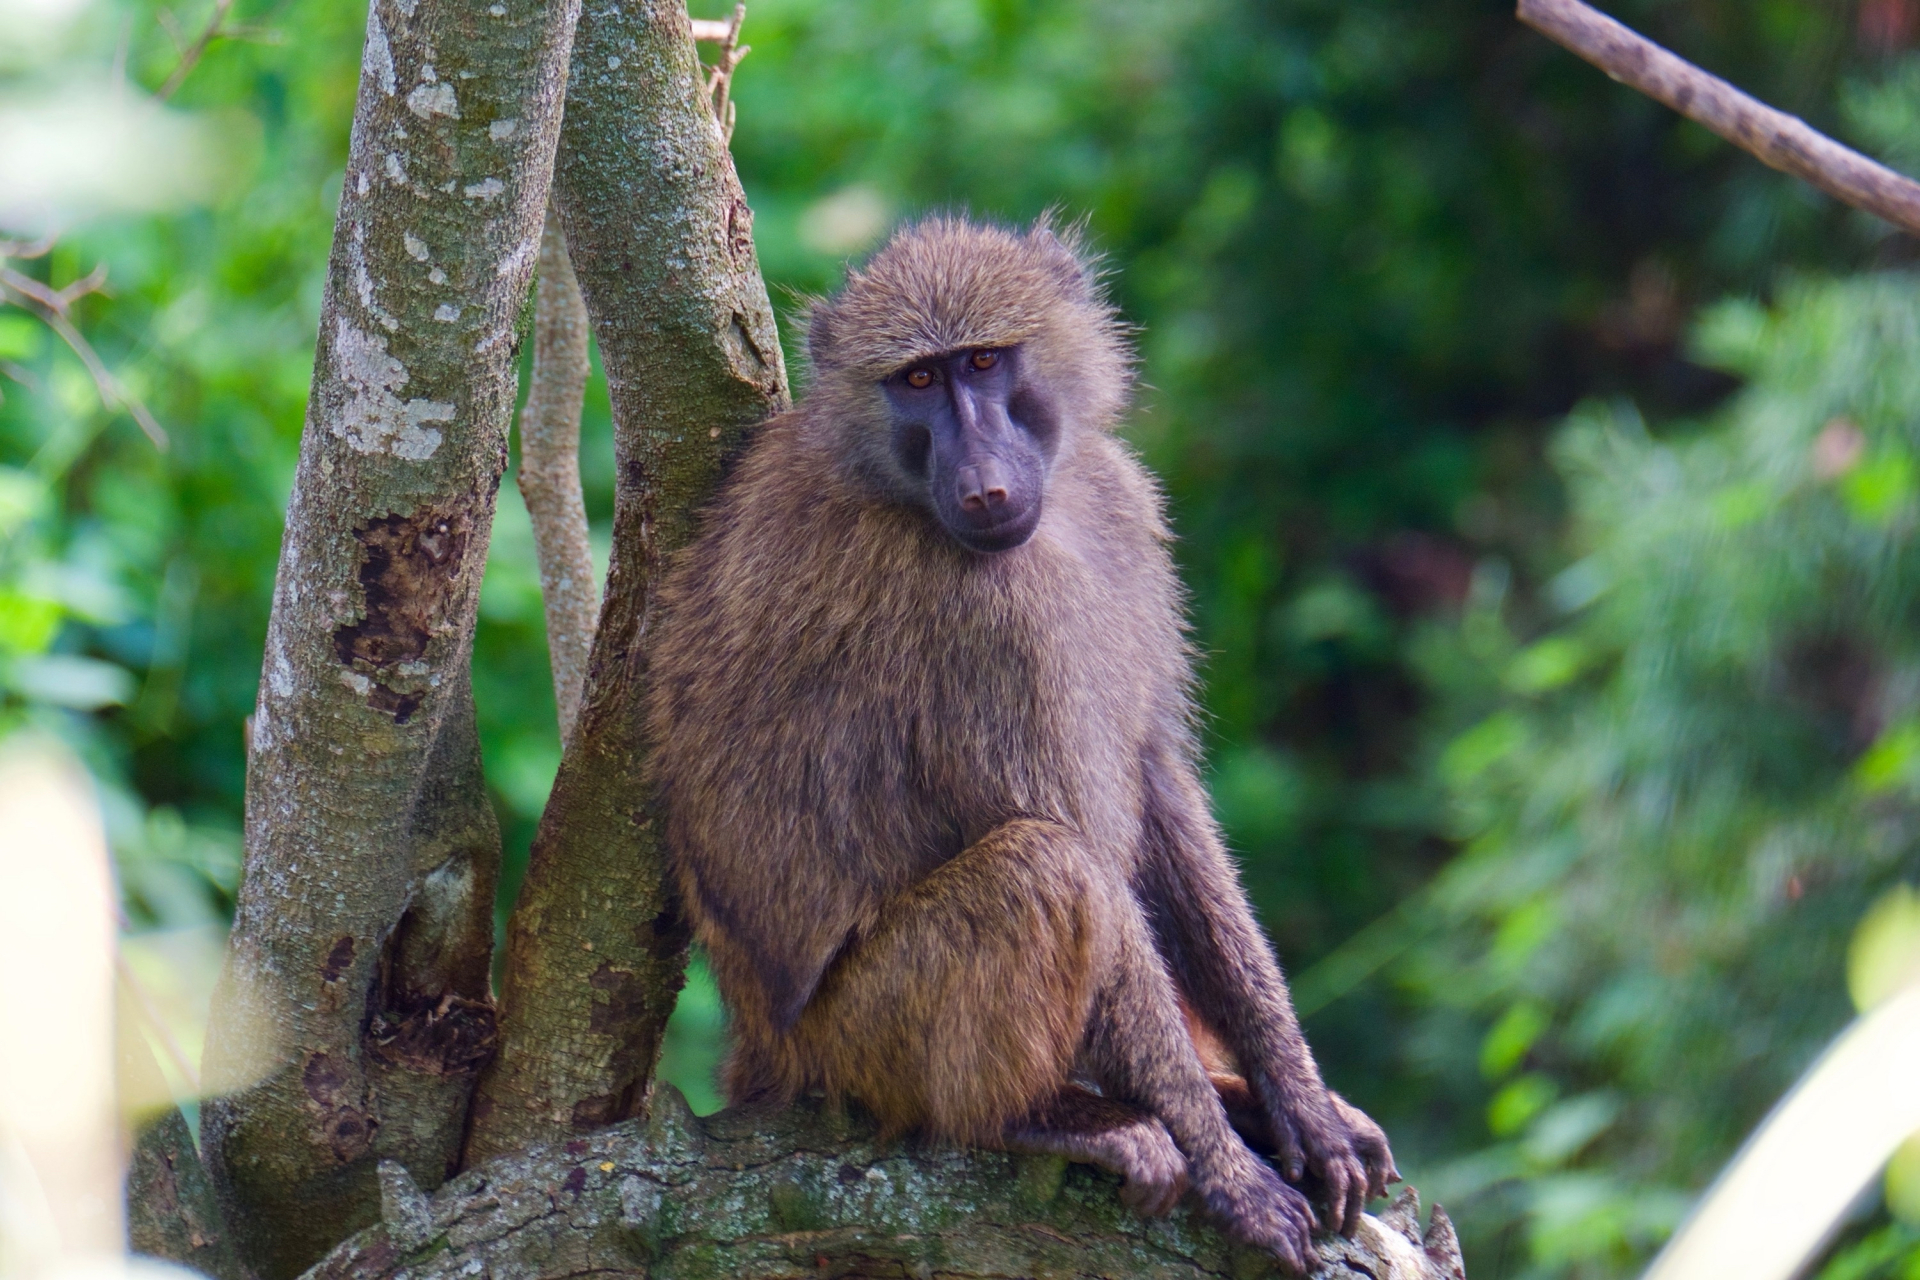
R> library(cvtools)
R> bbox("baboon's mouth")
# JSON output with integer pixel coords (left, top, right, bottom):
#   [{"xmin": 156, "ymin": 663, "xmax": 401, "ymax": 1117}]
[{"xmin": 945, "ymin": 499, "xmax": 1042, "ymax": 554}]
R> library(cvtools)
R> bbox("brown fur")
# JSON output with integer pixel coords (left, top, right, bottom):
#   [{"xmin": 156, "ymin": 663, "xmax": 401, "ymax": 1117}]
[{"xmin": 647, "ymin": 217, "xmax": 1393, "ymax": 1267}]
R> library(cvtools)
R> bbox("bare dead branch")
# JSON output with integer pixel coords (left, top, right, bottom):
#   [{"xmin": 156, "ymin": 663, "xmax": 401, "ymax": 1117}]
[
  {"xmin": 0, "ymin": 360, "xmax": 36, "ymax": 394},
  {"xmin": 0, "ymin": 236, "xmax": 59, "ymax": 262},
  {"xmin": 517, "ymin": 202, "xmax": 598, "ymax": 745},
  {"xmin": 690, "ymin": 4, "xmax": 748, "ymax": 143},
  {"xmin": 1517, "ymin": 0, "xmax": 1920, "ymax": 237},
  {"xmin": 156, "ymin": 0, "xmax": 234, "ymax": 101},
  {"xmin": 156, "ymin": 7, "xmax": 188, "ymax": 53},
  {"xmin": 0, "ymin": 264, "xmax": 169, "ymax": 450}
]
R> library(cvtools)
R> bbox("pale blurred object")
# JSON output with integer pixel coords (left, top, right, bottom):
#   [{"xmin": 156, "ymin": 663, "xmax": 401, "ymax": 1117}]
[
  {"xmin": 116, "ymin": 926, "xmax": 224, "ymax": 1112},
  {"xmin": 0, "ymin": 82, "xmax": 220, "ymax": 236},
  {"xmin": 1851, "ymin": 884, "xmax": 1920, "ymax": 1012},
  {"xmin": 798, "ymin": 185, "xmax": 891, "ymax": 256},
  {"xmin": 1640, "ymin": 949, "xmax": 1920, "ymax": 1280},
  {"xmin": 0, "ymin": 0, "xmax": 90, "ymax": 70},
  {"xmin": 0, "ymin": 741, "xmax": 122, "ymax": 1270},
  {"xmin": 1812, "ymin": 417, "xmax": 1868, "ymax": 480}
]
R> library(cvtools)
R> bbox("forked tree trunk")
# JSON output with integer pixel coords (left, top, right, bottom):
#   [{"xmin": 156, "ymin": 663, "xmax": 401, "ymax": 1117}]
[
  {"xmin": 463, "ymin": 0, "xmax": 788, "ymax": 1165},
  {"xmin": 196, "ymin": 0, "xmax": 579, "ymax": 1271}
]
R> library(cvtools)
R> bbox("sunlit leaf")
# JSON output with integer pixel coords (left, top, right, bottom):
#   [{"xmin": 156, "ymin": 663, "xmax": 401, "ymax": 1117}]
[{"xmin": 1849, "ymin": 885, "xmax": 1920, "ymax": 1014}]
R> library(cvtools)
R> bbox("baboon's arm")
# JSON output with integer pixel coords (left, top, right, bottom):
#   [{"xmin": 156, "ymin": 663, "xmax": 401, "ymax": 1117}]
[
  {"xmin": 1138, "ymin": 746, "xmax": 1325, "ymax": 1098},
  {"xmin": 1138, "ymin": 745, "xmax": 1390, "ymax": 1231}
]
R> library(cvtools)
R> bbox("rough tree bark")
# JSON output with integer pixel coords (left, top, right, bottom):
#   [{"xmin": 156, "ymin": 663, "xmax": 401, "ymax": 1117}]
[
  {"xmin": 516, "ymin": 202, "xmax": 598, "ymax": 744},
  {"xmin": 196, "ymin": 0, "xmax": 580, "ymax": 1271},
  {"xmin": 463, "ymin": 0, "xmax": 788, "ymax": 1165},
  {"xmin": 310, "ymin": 1091, "xmax": 1464, "ymax": 1280}
]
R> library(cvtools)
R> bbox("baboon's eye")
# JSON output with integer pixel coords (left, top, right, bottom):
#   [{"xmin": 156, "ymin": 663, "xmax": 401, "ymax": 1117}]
[
  {"xmin": 906, "ymin": 368, "xmax": 934, "ymax": 389},
  {"xmin": 970, "ymin": 350, "xmax": 998, "ymax": 371}
]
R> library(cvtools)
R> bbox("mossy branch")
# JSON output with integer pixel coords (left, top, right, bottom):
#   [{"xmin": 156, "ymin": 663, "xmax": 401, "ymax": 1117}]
[{"xmin": 317, "ymin": 1092, "xmax": 1465, "ymax": 1280}]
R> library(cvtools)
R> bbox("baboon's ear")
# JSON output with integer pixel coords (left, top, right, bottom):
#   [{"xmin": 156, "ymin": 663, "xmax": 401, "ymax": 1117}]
[
  {"xmin": 804, "ymin": 297, "xmax": 837, "ymax": 370},
  {"xmin": 1029, "ymin": 215, "xmax": 1097, "ymax": 305}
]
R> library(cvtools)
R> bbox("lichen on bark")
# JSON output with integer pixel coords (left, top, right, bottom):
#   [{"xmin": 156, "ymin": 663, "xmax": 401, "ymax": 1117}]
[
  {"xmin": 196, "ymin": 0, "xmax": 582, "ymax": 1272},
  {"xmin": 464, "ymin": 0, "xmax": 788, "ymax": 1166}
]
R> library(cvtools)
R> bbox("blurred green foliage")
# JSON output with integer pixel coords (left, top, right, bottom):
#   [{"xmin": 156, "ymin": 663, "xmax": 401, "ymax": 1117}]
[{"xmin": 6, "ymin": 0, "xmax": 1920, "ymax": 1274}]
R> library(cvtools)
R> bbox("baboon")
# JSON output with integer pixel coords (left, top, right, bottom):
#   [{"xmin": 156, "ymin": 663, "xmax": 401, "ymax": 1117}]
[{"xmin": 647, "ymin": 216, "xmax": 1397, "ymax": 1270}]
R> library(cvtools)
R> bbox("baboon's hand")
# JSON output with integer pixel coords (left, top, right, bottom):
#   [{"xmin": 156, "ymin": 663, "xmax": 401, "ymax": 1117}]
[
  {"xmin": 1197, "ymin": 1151, "xmax": 1320, "ymax": 1274},
  {"xmin": 1258, "ymin": 1080, "xmax": 1377, "ymax": 1237},
  {"xmin": 1104, "ymin": 1115, "xmax": 1190, "ymax": 1218},
  {"xmin": 1329, "ymin": 1090, "xmax": 1400, "ymax": 1201},
  {"xmin": 1002, "ymin": 1111, "xmax": 1188, "ymax": 1218}
]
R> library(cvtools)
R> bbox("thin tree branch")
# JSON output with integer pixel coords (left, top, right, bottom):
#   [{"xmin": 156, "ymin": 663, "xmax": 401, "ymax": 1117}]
[
  {"xmin": 1517, "ymin": 0, "xmax": 1920, "ymax": 237},
  {"xmin": 690, "ymin": 4, "xmax": 748, "ymax": 143},
  {"xmin": 511, "ymin": 6, "xmax": 751, "ymax": 739},
  {"xmin": 155, "ymin": 0, "xmax": 235, "ymax": 101},
  {"xmin": 0, "ymin": 263, "xmax": 169, "ymax": 450},
  {"xmin": 517, "ymin": 202, "xmax": 598, "ymax": 746}
]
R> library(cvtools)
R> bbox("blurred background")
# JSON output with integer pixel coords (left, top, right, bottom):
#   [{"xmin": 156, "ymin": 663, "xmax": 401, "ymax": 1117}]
[{"xmin": 6, "ymin": 0, "xmax": 1920, "ymax": 1274}]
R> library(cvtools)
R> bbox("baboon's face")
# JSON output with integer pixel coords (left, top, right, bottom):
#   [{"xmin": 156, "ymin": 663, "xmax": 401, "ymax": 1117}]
[{"xmin": 880, "ymin": 345, "xmax": 1060, "ymax": 554}]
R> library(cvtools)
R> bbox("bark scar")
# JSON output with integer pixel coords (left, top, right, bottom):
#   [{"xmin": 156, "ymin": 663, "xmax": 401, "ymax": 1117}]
[
  {"xmin": 366, "ymin": 990, "xmax": 497, "ymax": 1077},
  {"xmin": 333, "ymin": 506, "xmax": 473, "ymax": 723},
  {"xmin": 323, "ymin": 936, "xmax": 357, "ymax": 982},
  {"xmin": 302, "ymin": 1052, "xmax": 377, "ymax": 1163}
]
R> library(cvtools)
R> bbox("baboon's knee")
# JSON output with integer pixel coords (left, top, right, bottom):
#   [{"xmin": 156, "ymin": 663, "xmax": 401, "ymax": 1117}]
[{"xmin": 804, "ymin": 819, "xmax": 1113, "ymax": 1142}]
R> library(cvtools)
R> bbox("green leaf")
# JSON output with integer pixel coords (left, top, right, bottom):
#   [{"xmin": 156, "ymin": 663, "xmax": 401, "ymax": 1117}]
[
  {"xmin": 1489, "ymin": 1073, "xmax": 1558, "ymax": 1137},
  {"xmin": 0, "ymin": 313, "xmax": 45, "ymax": 361},
  {"xmin": 1842, "ymin": 451, "xmax": 1917, "ymax": 526},
  {"xmin": 1481, "ymin": 1000, "xmax": 1551, "ymax": 1079},
  {"xmin": 1505, "ymin": 636, "xmax": 1591, "ymax": 695},
  {"xmin": 1441, "ymin": 711, "xmax": 1525, "ymax": 789},
  {"xmin": 1888, "ymin": 1133, "xmax": 1920, "ymax": 1229},
  {"xmin": 0, "ymin": 590, "xmax": 63, "ymax": 656},
  {"xmin": 1855, "ymin": 723, "xmax": 1920, "ymax": 796},
  {"xmin": 1849, "ymin": 884, "xmax": 1920, "ymax": 1013}
]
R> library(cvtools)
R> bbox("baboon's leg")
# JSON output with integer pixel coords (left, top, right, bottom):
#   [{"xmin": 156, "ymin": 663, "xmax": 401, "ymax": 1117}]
[
  {"xmin": 1003, "ymin": 1085, "xmax": 1188, "ymax": 1216},
  {"xmin": 789, "ymin": 818, "xmax": 1111, "ymax": 1146},
  {"xmin": 1080, "ymin": 899, "xmax": 1321, "ymax": 1273}
]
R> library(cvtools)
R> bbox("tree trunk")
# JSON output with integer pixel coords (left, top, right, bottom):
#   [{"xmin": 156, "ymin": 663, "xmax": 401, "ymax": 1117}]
[
  {"xmin": 313, "ymin": 1091, "xmax": 1465, "ymax": 1280},
  {"xmin": 128, "ymin": 1109, "xmax": 248, "ymax": 1280},
  {"xmin": 463, "ymin": 0, "xmax": 788, "ymax": 1165},
  {"xmin": 196, "ymin": 0, "xmax": 580, "ymax": 1270}
]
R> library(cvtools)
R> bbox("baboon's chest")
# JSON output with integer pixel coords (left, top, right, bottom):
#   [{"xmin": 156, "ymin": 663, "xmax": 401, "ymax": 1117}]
[{"xmin": 838, "ymin": 569, "xmax": 1153, "ymax": 874}]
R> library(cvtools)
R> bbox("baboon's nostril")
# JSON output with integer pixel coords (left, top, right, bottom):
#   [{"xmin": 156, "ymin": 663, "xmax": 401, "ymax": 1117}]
[{"xmin": 958, "ymin": 459, "xmax": 1011, "ymax": 513}]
